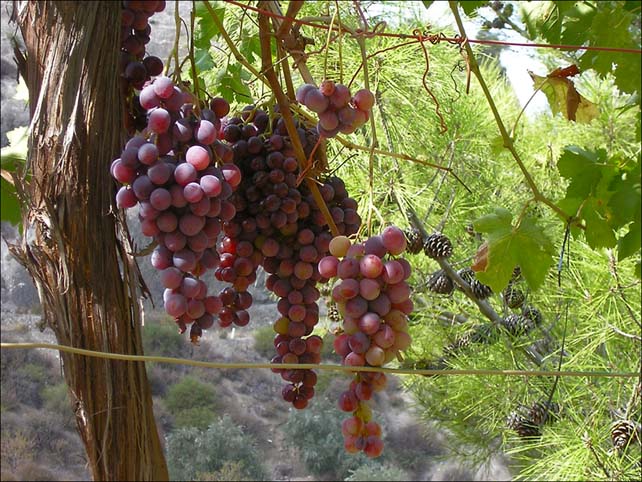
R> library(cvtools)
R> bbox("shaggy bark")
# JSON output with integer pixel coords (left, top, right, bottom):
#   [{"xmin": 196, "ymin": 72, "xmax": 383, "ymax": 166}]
[{"xmin": 8, "ymin": 2, "xmax": 168, "ymax": 479}]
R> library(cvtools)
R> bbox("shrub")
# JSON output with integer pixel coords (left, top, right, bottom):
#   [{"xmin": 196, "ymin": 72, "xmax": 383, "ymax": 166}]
[
  {"xmin": 41, "ymin": 382, "xmax": 70, "ymax": 416},
  {"xmin": 0, "ymin": 429, "xmax": 34, "ymax": 472},
  {"xmin": 253, "ymin": 325, "xmax": 275, "ymax": 358},
  {"xmin": 17, "ymin": 462, "xmax": 56, "ymax": 481},
  {"xmin": 1, "ymin": 350, "xmax": 51, "ymax": 409},
  {"xmin": 345, "ymin": 462, "xmax": 410, "ymax": 481},
  {"xmin": 196, "ymin": 461, "xmax": 249, "ymax": 481},
  {"xmin": 142, "ymin": 320, "xmax": 186, "ymax": 358},
  {"xmin": 166, "ymin": 415, "xmax": 268, "ymax": 481},
  {"xmin": 173, "ymin": 406, "xmax": 217, "ymax": 430},
  {"xmin": 165, "ymin": 376, "xmax": 218, "ymax": 427}
]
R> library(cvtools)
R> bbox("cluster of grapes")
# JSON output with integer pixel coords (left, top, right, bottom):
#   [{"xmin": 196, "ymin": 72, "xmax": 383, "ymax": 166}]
[
  {"xmin": 317, "ymin": 227, "xmax": 414, "ymax": 457},
  {"xmin": 219, "ymin": 107, "xmax": 361, "ymax": 408},
  {"xmin": 119, "ymin": 0, "xmax": 166, "ymax": 133},
  {"xmin": 113, "ymin": 11, "xmax": 251, "ymax": 341},
  {"xmin": 295, "ymin": 80, "xmax": 375, "ymax": 138}
]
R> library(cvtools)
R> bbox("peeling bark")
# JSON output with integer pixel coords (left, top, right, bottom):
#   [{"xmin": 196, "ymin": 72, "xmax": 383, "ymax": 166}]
[{"xmin": 8, "ymin": 2, "xmax": 168, "ymax": 479}]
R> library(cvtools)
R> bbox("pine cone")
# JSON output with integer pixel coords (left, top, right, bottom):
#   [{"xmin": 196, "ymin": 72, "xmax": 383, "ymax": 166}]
[
  {"xmin": 611, "ymin": 420, "xmax": 641, "ymax": 451},
  {"xmin": 445, "ymin": 324, "xmax": 498, "ymax": 354},
  {"xmin": 507, "ymin": 410, "xmax": 541, "ymax": 438},
  {"xmin": 503, "ymin": 284, "xmax": 525, "ymax": 309},
  {"xmin": 327, "ymin": 301, "xmax": 341, "ymax": 322},
  {"xmin": 511, "ymin": 266, "xmax": 522, "ymax": 282},
  {"xmin": 424, "ymin": 232, "xmax": 453, "ymax": 259},
  {"xmin": 444, "ymin": 335, "xmax": 470, "ymax": 355},
  {"xmin": 528, "ymin": 400, "xmax": 559, "ymax": 426},
  {"xmin": 456, "ymin": 267, "xmax": 475, "ymax": 290},
  {"xmin": 405, "ymin": 227, "xmax": 424, "ymax": 254},
  {"xmin": 470, "ymin": 279, "xmax": 493, "ymax": 300},
  {"xmin": 470, "ymin": 323, "xmax": 500, "ymax": 344},
  {"xmin": 522, "ymin": 305, "xmax": 542, "ymax": 326},
  {"xmin": 455, "ymin": 268, "xmax": 492, "ymax": 299},
  {"xmin": 502, "ymin": 314, "xmax": 534, "ymax": 336},
  {"xmin": 428, "ymin": 270, "xmax": 454, "ymax": 295}
]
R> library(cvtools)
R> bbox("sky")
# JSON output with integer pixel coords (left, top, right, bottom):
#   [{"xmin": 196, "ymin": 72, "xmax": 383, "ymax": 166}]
[{"xmin": 363, "ymin": 1, "xmax": 551, "ymax": 116}]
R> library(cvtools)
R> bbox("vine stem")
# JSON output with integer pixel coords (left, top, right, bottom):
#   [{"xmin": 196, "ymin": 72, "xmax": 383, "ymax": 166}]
[
  {"xmin": 448, "ymin": 2, "xmax": 580, "ymax": 228},
  {"xmin": 165, "ymin": 0, "xmax": 182, "ymax": 77},
  {"xmin": 0, "ymin": 343, "xmax": 636, "ymax": 378}
]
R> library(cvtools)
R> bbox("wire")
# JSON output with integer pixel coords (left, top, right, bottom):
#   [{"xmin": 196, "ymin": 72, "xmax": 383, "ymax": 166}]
[
  {"xmin": 224, "ymin": 0, "xmax": 642, "ymax": 55},
  {"xmin": 0, "ymin": 342, "xmax": 637, "ymax": 378}
]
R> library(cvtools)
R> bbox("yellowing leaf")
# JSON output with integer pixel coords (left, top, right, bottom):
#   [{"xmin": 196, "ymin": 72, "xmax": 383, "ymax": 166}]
[{"xmin": 529, "ymin": 71, "xmax": 599, "ymax": 123}]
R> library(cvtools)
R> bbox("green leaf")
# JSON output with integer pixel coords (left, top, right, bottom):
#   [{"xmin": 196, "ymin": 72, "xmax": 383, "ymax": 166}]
[
  {"xmin": 194, "ymin": 48, "xmax": 215, "ymax": 72},
  {"xmin": 583, "ymin": 199, "xmax": 617, "ymax": 249},
  {"xmin": 618, "ymin": 221, "xmax": 641, "ymax": 261},
  {"xmin": 194, "ymin": 4, "xmax": 225, "ymax": 50},
  {"xmin": 0, "ymin": 177, "xmax": 21, "ymax": 226},
  {"xmin": 473, "ymin": 208, "xmax": 555, "ymax": 292},
  {"xmin": 473, "ymin": 207, "xmax": 512, "ymax": 233},
  {"xmin": 460, "ymin": 1, "xmax": 487, "ymax": 15},
  {"xmin": 240, "ymin": 34, "xmax": 261, "ymax": 64},
  {"xmin": 422, "ymin": 1, "xmax": 433, "ymax": 8}
]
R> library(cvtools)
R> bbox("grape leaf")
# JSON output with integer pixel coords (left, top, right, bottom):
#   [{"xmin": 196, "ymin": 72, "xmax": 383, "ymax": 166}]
[
  {"xmin": 618, "ymin": 221, "xmax": 641, "ymax": 261},
  {"xmin": 194, "ymin": 48, "xmax": 215, "ymax": 72},
  {"xmin": 0, "ymin": 176, "xmax": 21, "ymax": 226},
  {"xmin": 460, "ymin": 1, "xmax": 487, "ymax": 15},
  {"xmin": 557, "ymin": 146, "xmax": 641, "ymax": 256},
  {"xmin": 520, "ymin": 2, "xmax": 641, "ymax": 96},
  {"xmin": 194, "ymin": 2, "xmax": 224, "ymax": 48},
  {"xmin": 529, "ymin": 71, "xmax": 599, "ymax": 123},
  {"xmin": 473, "ymin": 208, "xmax": 555, "ymax": 292}
]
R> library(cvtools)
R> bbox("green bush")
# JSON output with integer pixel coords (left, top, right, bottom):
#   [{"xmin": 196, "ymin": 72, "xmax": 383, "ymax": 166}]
[
  {"xmin": 164, "ymin": 376, "xmax": 218, "ymax": 428},
  {"xmin": 173, "ymin": 406, "xmax": 217, "ymax": 430},
  {"xmin": 142, "ymin": 321, "xmax": 186, "ymax": 358},
  {"xmin": 166, "ymin": 415, "xmax": 268, "ymax": 481},
  {"xmin": 283, "ymin": 397, "xmax": 381, "ymax": 479},
  {"xmin": 41, "ymin": 383, "xmax": 70, "ymax": 415},
  {"xmin": 345, "ymin": 462, "xmax": 410, "ymax": 481},
  {"xmin": 252, "ymin": 325, "xmax": 275, "ymax": 358},
  {"xmin": 18, "ymin": 363, "xmax": 48, "ymax": 384},
  {"xmin": 1, "ymin": 350, "xmax": 52, "ymax": 409}
]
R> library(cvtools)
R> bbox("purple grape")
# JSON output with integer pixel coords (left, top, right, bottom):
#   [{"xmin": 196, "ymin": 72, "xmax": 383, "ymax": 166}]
[
  {"xmin": 195, "ymin": 120, "xmax": 217, "ymax": 145},
  {"xmin": 148, "ymin": 108, "xmax": 171, "ymax": 133},
  {"xmin": 304, "ymin": 88, "xmax": 329, "ymax": 113},
  {"xmin": 153, "ymin": 76, "xmax": 174, "ymax": 99},
  {"xmin": 116, "ymin": 186, "xmax": 138, "ymax": 208},
  {"xmin": 160, "ymin": 267, "xmax": 183, "ymax": 289},
  {"xmin": 173, "ymin": 249, "xmax": 197, "ymax": 273},
  {"xmin": 149, "ymin": 187, "xmax": 172, "ymax": 210}
]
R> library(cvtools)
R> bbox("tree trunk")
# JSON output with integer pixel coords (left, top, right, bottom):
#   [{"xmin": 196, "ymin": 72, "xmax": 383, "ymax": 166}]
[{"xmin": 9, "ymin": 2, "xmax": 168, "ymax": 480}]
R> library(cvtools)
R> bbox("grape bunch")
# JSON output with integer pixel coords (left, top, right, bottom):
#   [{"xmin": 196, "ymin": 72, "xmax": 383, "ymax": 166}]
[
  {"xmin": 218, "ymin": 106, "xmax": 361, "ymax": 408},
  {"xmin": 295, "ymin": 81, "xmax": 374, "ymax": 138},
  {"xmin": 119, "ymin": 1, "xmax": 166, "ymax": 133},
  {"xmin": 318, "ymin": 227, "xmax": 414, "ymax": 456},
  {"xmin": 111, "ymin": 60, "xmax": 245, "ymax": 341}
]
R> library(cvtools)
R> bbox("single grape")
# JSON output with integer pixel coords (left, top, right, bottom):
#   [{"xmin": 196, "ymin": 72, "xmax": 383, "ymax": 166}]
[
  {"xmin": 303, "ymin": 88, "xmax": 329, "ymax": 114},
  {"xmin": 148, "ymin": 107, "xmax": 171, "ymax": 134},
  {"xmin": 352, "ymin": 89, "xmax": 375, "ymax": 112},
  {"xmin": 186, "ymin": 145, "xmax": 211, "ymax": 171},
  {"xmin": 153, "ymin": 76, "xmax": 174, "ymax": 99}
]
